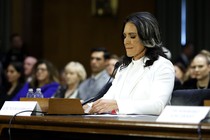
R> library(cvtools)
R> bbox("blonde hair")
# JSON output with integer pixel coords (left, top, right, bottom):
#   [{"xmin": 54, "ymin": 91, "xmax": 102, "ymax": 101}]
[
  {"xmin": 65, "ymin": 61, "xmax": 87, "ymax": 82},
  {"xmin": 200, "ymin": 49, "xmax": 210, "ymax": 64}
]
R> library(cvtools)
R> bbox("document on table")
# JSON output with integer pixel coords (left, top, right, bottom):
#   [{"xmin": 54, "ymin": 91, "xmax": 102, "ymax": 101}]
[{"xmin": 156, "ymin": 106, "xmax": 210, "ymax": 124}]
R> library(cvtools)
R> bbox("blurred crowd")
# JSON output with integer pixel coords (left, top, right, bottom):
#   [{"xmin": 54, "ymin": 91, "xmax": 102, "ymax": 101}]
[
  {"xmin": 0, "ymin": 34, "xmax": 120, "ymax": 108},
  {"xmin": 0, "ymin": 34, "xmax": 210, "ymax": 108},
  {"xmin": 173, "ymin": 42, "xmax": 210, "ymax": 90}
]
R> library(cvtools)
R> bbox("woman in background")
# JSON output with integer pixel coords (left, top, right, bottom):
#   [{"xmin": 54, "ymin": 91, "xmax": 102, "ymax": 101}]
[
  {"xmin": 182, "ymin": 53, "xmax": 210, "ymax": 89},
  {"xmin": 52, "ymin": 61, "xmax": 86, "ymax": 98},
  {"xmin": 0, "ymin": 61, "xmax": 25, "ymax": 107},
  {"xmin": 12, "ymin": 59, "xmax": 60, "ymax": 100},
  {"xmin": 106, "ymin": 54, "xmax": 120, "ymax": 78}
]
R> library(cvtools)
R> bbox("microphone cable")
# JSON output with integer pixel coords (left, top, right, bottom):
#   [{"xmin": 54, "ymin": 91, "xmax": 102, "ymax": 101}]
[
  {"xmin": 82, "ymin": 62, "xmax": 121, "ymax": 106},
  {"xmin": 8, "ymin": 110, "xmax": 46, "ymax": 140}
]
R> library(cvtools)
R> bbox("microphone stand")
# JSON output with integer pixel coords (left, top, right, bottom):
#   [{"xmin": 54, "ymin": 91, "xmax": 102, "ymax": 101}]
[{"xmin": 82, "ymin": 62, "xmax": 121, "ymax": 106}]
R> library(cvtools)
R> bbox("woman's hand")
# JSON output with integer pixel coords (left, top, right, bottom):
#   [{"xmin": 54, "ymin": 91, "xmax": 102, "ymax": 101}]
[{"xmin": 89, "ymin": 99, "xmax": 118, "ymax": 114}]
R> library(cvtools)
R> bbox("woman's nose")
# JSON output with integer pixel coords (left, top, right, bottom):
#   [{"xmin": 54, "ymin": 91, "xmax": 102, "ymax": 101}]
[{"xmin": 124, "ymin": 36, "xmax": 130, "ymax": 44}]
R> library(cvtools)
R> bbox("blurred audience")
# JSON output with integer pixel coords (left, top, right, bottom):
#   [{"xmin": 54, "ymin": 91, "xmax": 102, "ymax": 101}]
[
  {"xmin": 0, "ymin": 61, "xmax": 25, "ymax": 107},
  {"xmin": 58, "ymin": 69, "xmax": 66, "ymax": 86},
  {"xmin": 174, "ymin": 41, "xmax": 194, "ymax": 69},
  {"xmin": 78, "ymin": 47, "xmax": 110, "ymax": 101},
  {"xmin": 200, "ymin": 49, "xmax": 210, "ymax": 63},
  {"xmin": 2, "ymin": 33, "xmax": 28, "ymax": 69},
  {"xmin": 24, "ymin": 56, "xmax": 37, "ymax": 82},
  {"xmin": 173, "ymin": 62, "xmax": 186, "ymax": 90},
  {"xmin": 52, "ymin": 61, "xmax": 86, "ymax": 98},
  {"xmin": 11, "ymin": 59, "xmax": 60, "ymax": 100},
  {"xmin": 182, "ymin": 53, "xmax": 210, "ymax": 89},
  {"xmin": 106, "ymin": 54, "xmax": 119, "ymax": 77},
  {"xmin": 174, "ymin": 62, "xmax": 186, "ymax": 84}
]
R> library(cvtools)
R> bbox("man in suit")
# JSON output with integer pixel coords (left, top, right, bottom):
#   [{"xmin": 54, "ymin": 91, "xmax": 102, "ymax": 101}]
[{"xmin": 78, "ymin": 47, "xmax": 111, "ymax": 101}]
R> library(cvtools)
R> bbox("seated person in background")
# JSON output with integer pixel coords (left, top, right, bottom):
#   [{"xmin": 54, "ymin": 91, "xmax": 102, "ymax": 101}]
[
  {"xmin": 58, "ymin": 69, "xmax": 66, "ymax": 86},
  {"xmin": 52, "ymin": 61, "xmax": 86, "ymax": 98},
  {"xmin": 0, "ymin": 61, "xmax": 25, "ymax": 107},
  {"xmin": 23, "ymin": 56, "xmax": 37, "ymax": 82},
  {"xmin": 182, "ymin": 53, "xmax": 210, "ymax": 89},
  {"xmin": 106, "ymin": 54, "xmax": 120, "ymax": 77},
  {"xmin": 2, "ymin": 33, "xmax": 28, "ymax": 69},
  {"xmin": 174, "ymin": 41, "xmax": 194, "ymax": 70},
  {"xmin": 88, "ymin": 12, "xmax": 175, "ymax": 115},
  {"xmin": 182, "ymin": 60, "xmax": 196, "ymax": 83},
  {"xmin": 200, "ymin": 49, "xmax": 210, "ymax": 63},
  {"xmin": 78, "ymin": 47, "xmax": 111, "ymax": 101},
  {"xmin": 11, "ymin": 59, "xmax": 60, "ymax": 100},
  {"xmin": 173, "ymin": 62, "xmax": 186, "ymax": 90},
  {"xmin": 174, "ymin": 62, "xmax": 186, "ymax": 84}
]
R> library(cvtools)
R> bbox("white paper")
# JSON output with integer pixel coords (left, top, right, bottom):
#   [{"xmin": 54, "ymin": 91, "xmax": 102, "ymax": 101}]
[
  {"xmin": 156, "ymin": 106, "xmax": 210, "ymax": 124},
  {"xmin": 0, "ymin": 101, "xmax": 38, "ymax": 116},
  {"xmin": 84, "ymin": 102, "xmax": 93, "ymax": 113}
]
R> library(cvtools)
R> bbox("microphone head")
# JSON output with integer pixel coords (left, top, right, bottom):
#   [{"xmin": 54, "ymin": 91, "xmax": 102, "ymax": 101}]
[{"xmin": 114, "ymin": 62, "xmax": 121, "ymax": 69}]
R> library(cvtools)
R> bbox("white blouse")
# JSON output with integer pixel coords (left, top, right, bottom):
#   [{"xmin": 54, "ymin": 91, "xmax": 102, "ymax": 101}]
[{"xmin": 103, "ymin": 56, "xmax": 175, "ymax": 115}]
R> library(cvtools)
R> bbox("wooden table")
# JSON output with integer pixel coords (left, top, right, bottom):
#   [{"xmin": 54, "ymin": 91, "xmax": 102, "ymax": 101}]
[{"xmin": 0, "ymin": 114, "xmax": 210, "ymax": 140}]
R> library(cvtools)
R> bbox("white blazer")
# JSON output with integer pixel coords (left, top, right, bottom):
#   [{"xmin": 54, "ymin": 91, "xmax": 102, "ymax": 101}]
[{"xmin": 103, "ymin": 56, "xmax": 175, "ymax": 115}]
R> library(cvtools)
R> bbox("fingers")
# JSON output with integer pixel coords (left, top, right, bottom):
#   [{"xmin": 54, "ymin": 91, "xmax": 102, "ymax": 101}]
[
  {"xmin": 89, "ymin": 99, "xmax": 118, "ymax": 114},
  {"xmin": 92, "ymin": 99, "xmax": 102, "ymax": 107},
  {"xmin": 96, "ymin": 103, "xmax": 108, "ymax": 114},
  {"xmin": 90, "ymin": 100, "xmax": 106, "ymax": 114}
]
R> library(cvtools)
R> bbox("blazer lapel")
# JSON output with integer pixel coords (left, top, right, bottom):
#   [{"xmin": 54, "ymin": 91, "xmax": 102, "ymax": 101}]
[{"xmin": 123, "ymin": 66, "xmax": 149, "ymax": 96}]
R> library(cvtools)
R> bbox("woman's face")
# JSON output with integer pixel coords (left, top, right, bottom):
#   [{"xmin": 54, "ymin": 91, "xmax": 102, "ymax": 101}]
[
  {"xmin": 36, "ymin": 63, "xmax": 49, "ymax": 82},
  {"xmin": 174, "ymin": 65, "xmax": 184, "ymax": 81},
  {"xmin": 6, "ymin": 65, "xmax": 21, "ymax": 83},
  {"xmin": 64, "ymin": 67, "xmax": 80, "ymax": 86},
  {"xmin": 106, "ymin": 58, "xmax": 118, "ymax": 76},
  {"xmin": 190, "ymin": 55, "xmax": 210, "ymax": 80},
  {"xmin": 123, "ymin": 22, "xmax": 146, "ymax": 60}
]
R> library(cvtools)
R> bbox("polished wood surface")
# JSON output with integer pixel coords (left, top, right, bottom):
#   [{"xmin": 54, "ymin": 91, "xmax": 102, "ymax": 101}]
[
  {"xmin": 204, "ymin": 100, "xmax": 210, "ymax": 106},
  {"xmin": 0, "ymin": 114, "xmax": 210, "ymax": 140}
]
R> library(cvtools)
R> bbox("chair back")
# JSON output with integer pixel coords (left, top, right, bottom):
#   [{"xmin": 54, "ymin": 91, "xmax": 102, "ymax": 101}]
[{"xmin": 171, "ymin": 89, "xmax": 210, "ymax": 106}]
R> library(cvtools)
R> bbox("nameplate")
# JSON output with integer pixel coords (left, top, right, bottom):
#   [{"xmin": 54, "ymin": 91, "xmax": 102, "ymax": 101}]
[
  {"xmin": 47, "ymin": 98, "xmax": 84, "ymax": 115},
  {"xmin": 156, "ymin": 106, "xmax": 210, "ymax": 124},
  {"xmin": 20, "ymin": 98, "xmax": 49, "ymax": 113},
  {"xmin": 0, "ymin": 101, "xmax": 39, "ymax": 116}
]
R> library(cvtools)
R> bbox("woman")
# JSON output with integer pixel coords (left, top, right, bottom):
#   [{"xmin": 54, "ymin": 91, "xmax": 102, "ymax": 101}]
[
  {"xmin": 182, "ymin": 53, "xmax": 210, "ymax": 89},
  {"xmin": 52, "ymin": 61, "xmax": 86, "ymax": 98},
  {"xmin": 12, "ymin": 59, "xmax": 60, "ymax": 100},
  {"xmin": 173, "ymin": 62, "xmax": 186, "ymax": 90},
  {"xmin": 0, "ymin": 61, "xmax": 25, "ymax": 107},
  {"xmin": 88, "ymin": 12, "xmax": 175, "ymax": 115},
  {"xmin": 106, "ymin": 54, "xmax": 119, "ymax": 77}
]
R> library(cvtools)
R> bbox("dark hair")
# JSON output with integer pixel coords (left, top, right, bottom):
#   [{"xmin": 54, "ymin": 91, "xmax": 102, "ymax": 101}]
[
  {"xmin": 121, "ymin": 12, "xmax": 167, "ymax": 69},
  {"xmin": 7, "ymin": 61, "xmax": 25, "ymax": 84},
  {"xmin": 174, "ymin": 62, "xmax": 186, "ymax": 73},
  {"xmin": 9, "ymin": 33, "xmax": 28, "ymax": 55},
  {"xmin": 91, "ymin": 47, "xmax": 110, "ymax": 60},
  {"xmin": 30, "ymin": 59, "xmax": 59, "ymax": 88}
]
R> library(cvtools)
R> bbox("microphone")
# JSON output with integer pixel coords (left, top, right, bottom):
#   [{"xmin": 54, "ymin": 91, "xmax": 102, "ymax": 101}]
[{"xmin": 82, "ymin": 61, "xmax": 121, "ymax": 106}]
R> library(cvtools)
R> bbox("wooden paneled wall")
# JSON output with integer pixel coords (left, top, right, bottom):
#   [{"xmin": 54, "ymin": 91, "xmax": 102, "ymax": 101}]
[{"xmin": 12, "ymin": 0, "xmax": 155, "ymax": 76}]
